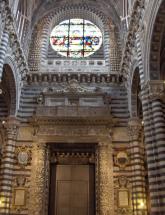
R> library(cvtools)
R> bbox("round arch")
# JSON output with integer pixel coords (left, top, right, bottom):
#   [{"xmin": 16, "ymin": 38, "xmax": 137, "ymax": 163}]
[
  {"xmin": 143, "ymin": 0, "xmax": 165, "ymax": 80},
  {"xmin": 29, "ymin": 4, "xmax": 120, "ymax": 71},
  {"xmin": 131, "ymin": 67, "xmax": 142, "ymax": 118},
  {"xmin": 0, "ymin": 64, "xmax": 17, "ymax": 117}
]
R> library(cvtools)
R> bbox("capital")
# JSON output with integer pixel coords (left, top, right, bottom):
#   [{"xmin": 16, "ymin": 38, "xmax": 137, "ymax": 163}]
[
  {"xmin": 148, "ymin": 80, "xmax": 165, "ymax": 101},
  {"xmin": 128, "ymin": 117, "xmax": 142, "ymax": 139},
  {"xmin": 3, "ymin": 116, "xmax": 20, "ymax": 129}
]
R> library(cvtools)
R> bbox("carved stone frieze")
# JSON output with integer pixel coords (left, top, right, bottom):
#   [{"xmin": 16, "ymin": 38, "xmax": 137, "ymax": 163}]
[{"xmin": 36, "ymin": 125, "xmax": 110, "ymax": 138}]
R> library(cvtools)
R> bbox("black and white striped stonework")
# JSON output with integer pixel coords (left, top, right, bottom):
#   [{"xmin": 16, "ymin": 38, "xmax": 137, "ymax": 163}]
[
  {"xmin": 0, "ymin": 127, "xmax": 17, "ymax": 214},
  {"xmin": 0, "ymin": 28, "xmax": 9, "ymax": 81},
  {"xmin": 141, "ymin": 87, "xmax": 165, "ymax": 215},
  {"xmin": 129, "ymin": 126, "xmax": 147, "ymax": 215},
  {"xmin": 136, "ymin": 34, "xmax": 145, "ymax": 86}
]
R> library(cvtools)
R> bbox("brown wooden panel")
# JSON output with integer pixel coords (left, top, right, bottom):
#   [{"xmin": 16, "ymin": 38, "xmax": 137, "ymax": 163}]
[{"xmin": 49, "ymin": 164, "xmax": 95, "ymax": 215}]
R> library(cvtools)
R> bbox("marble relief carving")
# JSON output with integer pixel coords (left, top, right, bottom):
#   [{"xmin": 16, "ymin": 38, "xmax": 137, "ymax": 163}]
[
  {"xmin": 29, "ymin": 144, "xmax": 47, "ymax": 215},
  {"xmin": 29, "ymin": 127, "xmax": 114, "ymax": 215},
  {"xmin": 15, "ymin": 146, "xmax": 31, "ymax": 168}
]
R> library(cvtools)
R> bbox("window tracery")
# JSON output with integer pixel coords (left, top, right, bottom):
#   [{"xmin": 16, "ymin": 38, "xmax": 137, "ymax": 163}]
[{"xmin": 50, "ymin": 18, "xmax": 103, "ymax": 58}]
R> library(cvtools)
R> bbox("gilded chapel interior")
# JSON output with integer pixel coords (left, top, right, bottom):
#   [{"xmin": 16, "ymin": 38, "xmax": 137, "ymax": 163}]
[{"xmin": 0, "ymin": 0, "xmax": 165, "ymax": 215}]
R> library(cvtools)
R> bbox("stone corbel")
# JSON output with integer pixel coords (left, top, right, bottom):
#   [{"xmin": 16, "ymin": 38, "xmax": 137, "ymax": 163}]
[{"xmin": 148, "ymin": 80, "xmax": 165, "ymax": 101}]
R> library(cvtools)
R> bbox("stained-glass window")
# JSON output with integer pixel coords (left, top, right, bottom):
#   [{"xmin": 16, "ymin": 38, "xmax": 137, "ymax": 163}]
[{"xmin": 50, "ymin": 18, "xmax": 103, "ymax": 58}]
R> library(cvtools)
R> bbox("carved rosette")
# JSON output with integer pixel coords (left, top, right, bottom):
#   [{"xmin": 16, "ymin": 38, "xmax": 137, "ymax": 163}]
[
  {"xmin": 128, "ymin": 118, "xmax": 142, "ymax": 140},
  {"xmin": 29, "ymin": 143, "xmax": 47, "ymax": 215},
  {"xmin": 98, "ymin": 141, "xmax": 114, "ymax": 215}
]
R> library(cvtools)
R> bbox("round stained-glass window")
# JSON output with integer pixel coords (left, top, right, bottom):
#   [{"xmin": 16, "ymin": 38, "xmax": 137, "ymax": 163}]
[{"xmin": 50, "ymin": 18, "xmax": 103, "ymax": 58}]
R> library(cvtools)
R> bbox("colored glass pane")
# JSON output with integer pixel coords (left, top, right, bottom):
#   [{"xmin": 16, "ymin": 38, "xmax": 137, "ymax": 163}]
[{"xmin": 50, "ymin": 18, "xmax": 102, "ymax": 58}]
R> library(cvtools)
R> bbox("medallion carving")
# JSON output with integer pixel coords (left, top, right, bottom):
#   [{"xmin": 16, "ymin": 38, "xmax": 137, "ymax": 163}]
[
  {"xmin": 115, "ymin": 151, "xmax": 130, "ymax": 169},
  {"xmin": 15, "ymin": 146, "xmax": 31, "ymax": 168}
]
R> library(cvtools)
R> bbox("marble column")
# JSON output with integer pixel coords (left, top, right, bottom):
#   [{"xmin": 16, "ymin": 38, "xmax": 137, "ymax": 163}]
[
  {"xmin": 29, "ymin": 143, "xmax": 48, "ymax": 215},
  {"xmin": 98, "ymin": 139, "xmax": 114, "ymax": 215},
  {"xmin": 0, "ymin": 117, "xmax": 19, "ymax": 214},
  {"xmin": 148, "ymin": 81, "xmax": 165, "ymax": 213},
  {"xmin": 128, "ymin": 118, "xmax": 147, "ymax": 215}
]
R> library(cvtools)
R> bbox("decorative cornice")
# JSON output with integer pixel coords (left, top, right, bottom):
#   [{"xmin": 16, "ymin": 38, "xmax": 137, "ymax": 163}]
[{"xmin": 26, "ymin": 72, "xmax": 121, "ymax": 84}]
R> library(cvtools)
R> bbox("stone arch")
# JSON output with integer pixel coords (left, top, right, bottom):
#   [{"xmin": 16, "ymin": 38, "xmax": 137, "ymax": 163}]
[
  {"xmin": 39, "ymin": 7, "xmax": 108, "ymax": 64},
  {"xmin": 160, "ymin": 25, "xmax": 165, "ymax": 79},
  {"xmin": 131, "ymin": 67, "xmax": 142, "ymax": 118},
  {"xmin": 29, "ymin": 4, "xmax": 120, "ymax": 72},
  {"xmin": 32, "ymin": 1, "xmax": 121, "ymax": 29},
  {"xmin": 0, "ymin": 64, "xmax": 17, "ymax": 117},
  {"xmin": 144, "ymin": 0, "xmax": 165, "ymax": 80}
]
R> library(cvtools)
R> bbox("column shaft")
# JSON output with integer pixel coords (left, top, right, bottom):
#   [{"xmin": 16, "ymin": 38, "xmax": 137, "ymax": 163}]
[
  {"xmin": 151, "ymin": 99, "xmax": 165, "ymax": 207},
  {"xmin": 98, "ymin": 142, "xmax": 114, "ymax": 215},
  {"xmin": 0, "ymin": 126, "xmax": 17, "ymax": 214},
  {"xmin": 128, "ymin": 118, "xmax": 147, "ymax": 215},
  {"xmin": 29, "ymin": 143, "xmax": 47, "ymax": 215}
]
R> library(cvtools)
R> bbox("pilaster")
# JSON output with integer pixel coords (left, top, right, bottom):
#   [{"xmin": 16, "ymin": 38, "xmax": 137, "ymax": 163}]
[
  {"xmin": 128, "ymin": 118, "xmax": 147, "ymax": 215},
  {"xmin": 29, "ymin": 142, "xmax": 48, "ymax": 215},
  {"xmin": 0, "ymin": 117, "xmax": 19, "ymax": 214},
  {"xmin": 97, "ymin": 138, "xmax": 114, "ymax": 215}
]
